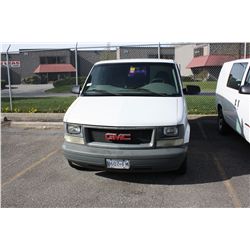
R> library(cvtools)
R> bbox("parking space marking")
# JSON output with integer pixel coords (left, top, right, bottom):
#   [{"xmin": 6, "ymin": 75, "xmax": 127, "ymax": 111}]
[
  {"xmin": 1, "ymin": 149, "xmax": 59, "ymax": 188},
  {"xmin": 197, "ymin": 121, "xmax": 207, "ymax": 140},
  {"xmin": 197, "ymin": 120, "xmax": 242, "ymax": 208},
  {"xmin": 212, "ymin": 155, "xmax": 242, "ymax": 208}
]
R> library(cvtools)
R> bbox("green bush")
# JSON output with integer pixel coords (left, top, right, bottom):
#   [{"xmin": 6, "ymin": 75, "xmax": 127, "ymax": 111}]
[
  {"xmin": 53, "ymin": 76, "xmax": 86, "ymax": 88},
  {"xmin": 1, "ymin": 80, "xmax": 6, "ymax": 89},
  {"xmin": 22, "ymin": 75, "xmax": 41, "ymax": 84}
]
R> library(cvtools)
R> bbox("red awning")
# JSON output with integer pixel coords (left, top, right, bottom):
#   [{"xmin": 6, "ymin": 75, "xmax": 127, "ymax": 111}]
[
  {"xmin": 187, "ymin": 55, "xmax": 236, "ymax": 68},
  {"xmin": 34, "ymin": 64, "xmax": 76, "ymax": 73}
]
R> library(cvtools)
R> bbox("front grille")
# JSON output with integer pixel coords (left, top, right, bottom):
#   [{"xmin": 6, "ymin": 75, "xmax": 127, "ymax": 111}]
[{"xmin": 85, "ymin": 128, "xmax": 153, "ymax": 145}]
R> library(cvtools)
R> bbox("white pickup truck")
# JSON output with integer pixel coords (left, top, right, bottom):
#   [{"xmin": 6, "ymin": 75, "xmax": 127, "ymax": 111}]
[
  {"xmin": 62, "ymin": 59, "xmax": 197, "ymax": 173},
  {"xmin": 216, "ymin": 58, "xmax": 250, "ymax": 143}
]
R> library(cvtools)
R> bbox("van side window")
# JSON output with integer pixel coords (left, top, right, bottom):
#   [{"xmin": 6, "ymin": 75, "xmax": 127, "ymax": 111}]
[
  {"xmin": 227, "ymin": 63, "xmax": 247, "ymax": 90},
  {"xmin": 244, "ymin": 69, "xmax": 250, "ymax": 86}
]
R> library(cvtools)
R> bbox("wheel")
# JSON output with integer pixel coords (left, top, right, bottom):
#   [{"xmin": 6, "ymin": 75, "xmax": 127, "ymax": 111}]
[
  {"xmin": 175, "ymin": 157, "xmax": 187, "ymax": 175},
  {"xmin": 218, "ymin": 107, "xmax": 229, "ymax": 135}
]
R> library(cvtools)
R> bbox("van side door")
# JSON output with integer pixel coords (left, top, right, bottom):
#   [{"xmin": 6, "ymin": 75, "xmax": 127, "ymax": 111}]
[
  {"xmin": 237, "ymin": 66, "xmax": 250, "ymax": 143},
  {"xmin": 224, "ymin": 62, "xmax": 248, "ymax": 130}
]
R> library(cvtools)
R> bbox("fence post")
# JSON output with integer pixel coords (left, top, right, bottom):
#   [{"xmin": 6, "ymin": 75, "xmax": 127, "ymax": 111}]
[
  {"xmin": 6, "ymin": 44, "xmax": 13, "ymax": 112},
  {"xmin": 116, "ymin": 46, "xmax": 121, "ymax": 59},
  {"xmin": 75, "ymin": 42, "xmax": 78, "ymax": 86},
  {"xmin": 158, "ymin": 43, "xmax": 161, "ymax": 59},
  {"xmin": 244, "ymin": 42, "xmax": 247, "ymax": 59}
]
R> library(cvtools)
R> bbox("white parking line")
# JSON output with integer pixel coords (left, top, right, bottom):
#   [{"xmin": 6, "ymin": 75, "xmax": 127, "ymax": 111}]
[{"xmin": 197, "ymin": 121, "xmax": 207, "ymax": 140}]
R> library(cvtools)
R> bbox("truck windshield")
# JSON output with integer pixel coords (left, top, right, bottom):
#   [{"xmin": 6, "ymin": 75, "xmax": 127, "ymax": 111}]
[{"xmin": 82, "ymin": 63, "xmax": 182, "ymax": 97}]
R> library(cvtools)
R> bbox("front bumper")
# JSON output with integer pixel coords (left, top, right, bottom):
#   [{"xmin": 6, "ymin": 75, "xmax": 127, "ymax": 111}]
[{"xmin": 62, "ymin": 142, "xmax": 188, "ymax": 172}]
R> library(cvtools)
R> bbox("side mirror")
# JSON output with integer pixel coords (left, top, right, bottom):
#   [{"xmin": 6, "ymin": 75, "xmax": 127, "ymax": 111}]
[
  {"xmin": 239, "ymin": 85, "xmax": 250, "ymax": 94},
  {"xmin": 184, "ymin": 85, "xmax": 201, "ymax": 95},
  {"xmin": 71, "ymin": 85, "xmax": 81, "ymax": 94}
]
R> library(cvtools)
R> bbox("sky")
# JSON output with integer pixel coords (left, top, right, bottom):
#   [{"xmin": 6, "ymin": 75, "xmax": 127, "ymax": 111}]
[{"xmin": 1, "ymin": 0, "xmax": 249, "ymax": 52}]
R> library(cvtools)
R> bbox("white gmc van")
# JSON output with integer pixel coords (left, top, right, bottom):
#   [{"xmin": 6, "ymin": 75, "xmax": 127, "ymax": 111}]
[
  {"xmin": 63, "ymin": 59, "xmax": 193, "ymax": 173},
  {"xmin": 216, "ymin": 58, "xmax": 250, "ymax": 143}
]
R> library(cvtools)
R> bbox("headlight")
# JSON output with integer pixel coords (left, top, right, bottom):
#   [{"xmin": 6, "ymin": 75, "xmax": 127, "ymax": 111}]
[
  {"xmin": 65, "ymin": 123, "xmax": 84, "ymax": 144},
  {"xmin": 163, "ymin": 126, "xmax": 179, "ymax": 137},
  {"xmin": 156, "ymin": 125, "xmax": 184, "ymax": 147},
  {"xmin": 157, "ymin": 126, "xmax": 179, "ymax": 138},
  {"xmin": 67, "ymin": 123, "xmax": 81, "ymax": 134}
]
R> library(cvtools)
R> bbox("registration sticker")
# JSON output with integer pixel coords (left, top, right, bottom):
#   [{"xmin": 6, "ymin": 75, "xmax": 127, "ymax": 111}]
[{"xmin": 128, "ymin": 66, "xmax": 146, "ymax": 77}]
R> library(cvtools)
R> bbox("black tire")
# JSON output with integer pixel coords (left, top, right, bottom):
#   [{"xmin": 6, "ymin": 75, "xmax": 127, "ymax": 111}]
[
  {"xmin": 175, "ymin": 157, "xmax": 187, "ymax": 175},
  {"xmin": 218, "ymin": 107, "xmax": 229, "ymax": 135}
]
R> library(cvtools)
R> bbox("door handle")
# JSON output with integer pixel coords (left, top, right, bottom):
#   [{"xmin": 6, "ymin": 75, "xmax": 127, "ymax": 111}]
[
  {"xmin": 237, "ymin": 100, "xmax": 240, "ymax": 108},
  {"xmin": 234, "ymin": 99, "xmax": 237, "ymax": 106}
]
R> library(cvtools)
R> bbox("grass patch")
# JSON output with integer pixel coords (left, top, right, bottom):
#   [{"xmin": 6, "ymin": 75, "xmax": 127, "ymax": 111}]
[
  {"xmin": 1, "ymin": 97, "xmax": 76, "ymax": 113},
  {"xmin": 183, "ymin": 81, "xmax": 217, "ymax": 92},
  {"xmin": 46, "ymin": 84, "xmax": 73, "ymax": 93},
  {"xmin": 2, "ymin": 96, "xmax": 216, "ymax": 114},
  {"xmin": 185, "ymin": 95, "xmax": 216, "ymax": 114}
]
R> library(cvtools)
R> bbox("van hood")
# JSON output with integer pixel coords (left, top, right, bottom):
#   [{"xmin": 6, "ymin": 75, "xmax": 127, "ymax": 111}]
[{"xmin": 64, "ymin": 96, "xmax": 184, "ymax": 127}]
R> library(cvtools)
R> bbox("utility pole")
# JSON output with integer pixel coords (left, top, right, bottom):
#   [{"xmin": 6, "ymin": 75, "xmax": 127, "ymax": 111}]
[
  {"xmin": 75, "ymin": 42, "xmax": 78, "ymax": 86},
  {"xmin": 6, "ymin": 44, "xmax": 13, "ymax": 112}
]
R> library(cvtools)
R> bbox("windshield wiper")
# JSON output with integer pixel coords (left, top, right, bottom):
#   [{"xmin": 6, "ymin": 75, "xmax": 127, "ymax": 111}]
[
  {"xmin": 137, "ymin": 88, "xmax": 167, "ymax": 96},
  {"xmin": 83, "ymin": 89, "xmax": 119, "ymax": 96}
]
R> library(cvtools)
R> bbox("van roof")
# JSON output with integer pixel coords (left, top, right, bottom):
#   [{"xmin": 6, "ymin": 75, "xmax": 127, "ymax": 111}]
[
  {"xmin": 224, "ymin": 58, "xmax": 250, "ymax": 64},
  {"xmin": 95, "ymin": 58, "xmax": 176, "ymax": 65}
]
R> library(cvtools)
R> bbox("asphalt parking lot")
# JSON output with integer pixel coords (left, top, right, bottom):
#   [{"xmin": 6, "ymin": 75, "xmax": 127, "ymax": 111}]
[{"xmin": 1, "ymin": 116, "xmax": 250, "ymax": 208}]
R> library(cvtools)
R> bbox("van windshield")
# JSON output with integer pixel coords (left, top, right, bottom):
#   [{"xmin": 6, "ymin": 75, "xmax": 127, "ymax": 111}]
[{"xmin": 82, "ymin": 63, "xmax": 182, "ymax": 97}]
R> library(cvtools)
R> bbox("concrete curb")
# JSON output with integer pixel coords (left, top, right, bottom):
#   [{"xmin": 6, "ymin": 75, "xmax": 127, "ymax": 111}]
[
  {"xmin": 1, "ymin": 113, "xmax": 64, "ymax": 122},
  {"xmin": 2, "ymin": 121, "xmax": 63, "ymax": 129},
  {"xmin": 188, "ymin": 114, "xmax": 217, "ymax": 120},
  {"xmin": 1, "ymin": 113, "xmax": 64, "ymax": 129}
]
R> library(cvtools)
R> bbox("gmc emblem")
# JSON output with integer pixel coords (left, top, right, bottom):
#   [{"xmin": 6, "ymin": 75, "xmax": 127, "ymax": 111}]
[{"xmin": 105, "ymin": 133, "xmax": 131, "ymax": 141}]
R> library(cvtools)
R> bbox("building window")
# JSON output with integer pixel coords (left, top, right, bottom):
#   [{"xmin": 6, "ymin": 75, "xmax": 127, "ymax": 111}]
[
  {"xmin": 40, "ymin": 56, "xmax": 66, "ymax": 64},
  {"xmin": 194, "ymin": 47, "xmax": 204, "ymax": 57}
]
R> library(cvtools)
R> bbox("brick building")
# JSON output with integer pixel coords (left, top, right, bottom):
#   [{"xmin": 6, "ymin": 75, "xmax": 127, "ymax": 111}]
[{"xmin": 187, "ymin": 43, "xmax": 250, "ymax": 80}]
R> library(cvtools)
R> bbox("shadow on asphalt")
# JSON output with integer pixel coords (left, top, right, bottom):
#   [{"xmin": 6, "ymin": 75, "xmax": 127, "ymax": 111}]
[{"xmin": 95, "ymin": 116, "xmax": 250, "ymax": 185}]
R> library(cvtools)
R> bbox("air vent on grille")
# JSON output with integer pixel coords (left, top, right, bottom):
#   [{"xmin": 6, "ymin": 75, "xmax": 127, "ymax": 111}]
[{"xmin": 86, "ymin": 128, "xmax": 152, "ymax": 144}]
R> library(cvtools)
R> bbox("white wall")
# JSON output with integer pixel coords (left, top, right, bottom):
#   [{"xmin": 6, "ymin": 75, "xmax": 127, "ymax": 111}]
[{"xmin": 175, "ymin": 44, "xmax": 196, "ymax": 76}]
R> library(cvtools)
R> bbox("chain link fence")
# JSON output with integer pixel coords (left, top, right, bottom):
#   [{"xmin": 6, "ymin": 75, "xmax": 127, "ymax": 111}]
[{"xmin": 1, "ymin": 43, "xmax": 249, "ymax": 114}]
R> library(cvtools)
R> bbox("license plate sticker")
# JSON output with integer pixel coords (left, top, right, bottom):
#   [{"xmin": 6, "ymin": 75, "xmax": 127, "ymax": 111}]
[{"xmin": 106, "ymin": 159, "xmax": 130, "ymax": 169}]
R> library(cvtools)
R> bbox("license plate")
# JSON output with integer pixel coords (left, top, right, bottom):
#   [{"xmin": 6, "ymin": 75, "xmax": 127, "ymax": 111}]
[{"xmin": 106, "ymin": 159, "xmax": 130, "ymax": 170}]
